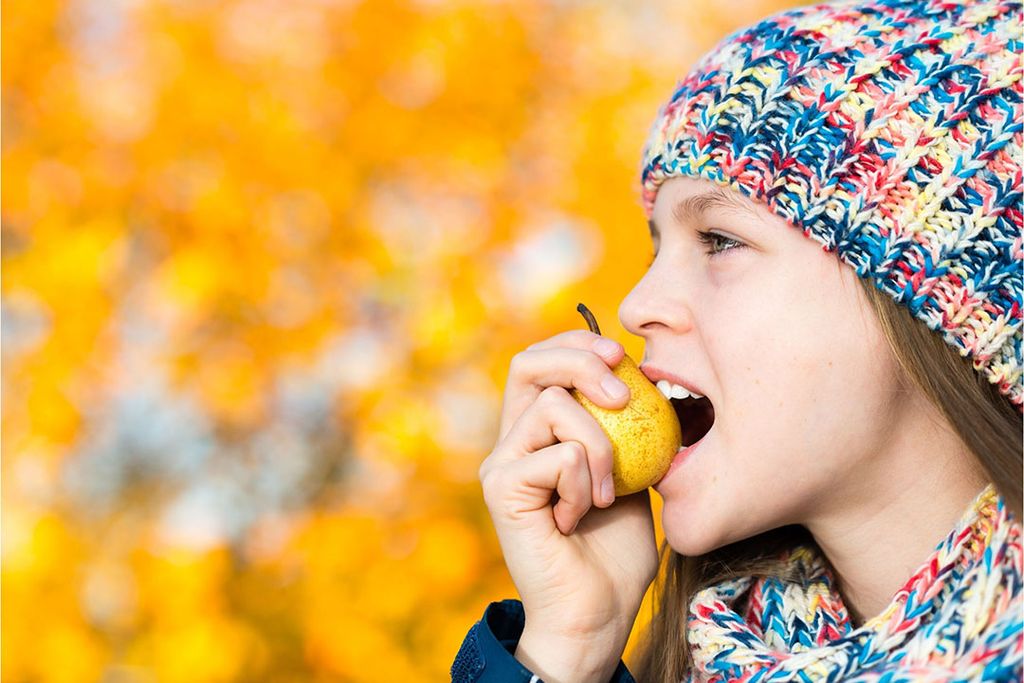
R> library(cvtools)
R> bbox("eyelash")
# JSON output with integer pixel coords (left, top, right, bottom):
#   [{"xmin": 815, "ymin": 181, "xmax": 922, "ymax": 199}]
[{"xmin": 647, "ymin": 230, "xmax": 745, "ymax": 265}]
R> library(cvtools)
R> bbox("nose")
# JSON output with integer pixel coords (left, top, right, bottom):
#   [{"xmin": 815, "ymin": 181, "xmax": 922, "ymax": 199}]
[{"xmin": 618, "ymin": 257, "xmax": 695, "ymax": 339}]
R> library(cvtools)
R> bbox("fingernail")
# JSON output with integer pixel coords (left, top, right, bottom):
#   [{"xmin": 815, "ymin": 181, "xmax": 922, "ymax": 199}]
[
  {"xmin": 601, "ymin": 474, "xmax": 615, "ymax": 506},
  {"xmin": 593, "ymin": 337, "xmax": 620, "ymax": 358},
  {"xmin": 568, "ymin": 519, "xmax": 579, "ymax": 534},
  {"xmin": 601, "ymin": 374, "xmax": 629, "ymax": 400}
]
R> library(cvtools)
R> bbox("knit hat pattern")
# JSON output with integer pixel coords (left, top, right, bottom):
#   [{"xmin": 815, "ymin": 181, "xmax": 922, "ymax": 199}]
[{"xmin": 639, "ymin": 0, "xmax": 1023, "ymax": 410}]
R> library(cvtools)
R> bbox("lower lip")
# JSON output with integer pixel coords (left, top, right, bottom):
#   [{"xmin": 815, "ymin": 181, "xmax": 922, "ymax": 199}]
[{"xmin": 659, "ymin": 431, "xmax": 709, "ymax": 484}]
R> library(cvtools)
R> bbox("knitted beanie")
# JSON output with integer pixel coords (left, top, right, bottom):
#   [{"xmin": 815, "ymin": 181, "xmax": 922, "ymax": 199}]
[{"xmin": 640, "ymin": 0, "xmax": 1023, "ymax": 411}]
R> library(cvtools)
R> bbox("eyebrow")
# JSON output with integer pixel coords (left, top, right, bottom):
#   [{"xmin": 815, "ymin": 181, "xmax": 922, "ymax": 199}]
[{"xmin": 647, "ymin": 188, "xmax": 759, "ymax": 242}]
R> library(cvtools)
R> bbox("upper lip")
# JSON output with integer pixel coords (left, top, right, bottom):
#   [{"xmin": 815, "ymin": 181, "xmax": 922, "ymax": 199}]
[{"xmin": 639, "ymin": 364, "xmax": 707, "ymax": 399}]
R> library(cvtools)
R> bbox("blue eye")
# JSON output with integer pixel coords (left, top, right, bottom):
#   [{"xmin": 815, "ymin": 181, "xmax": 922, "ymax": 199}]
[
  {"xmin": 646, "ymin": 230, "xmax": 744, "ymax": 266},
  {"xmin": 697, "ymin": 230, "xmax": 744, "ymax": 257}
]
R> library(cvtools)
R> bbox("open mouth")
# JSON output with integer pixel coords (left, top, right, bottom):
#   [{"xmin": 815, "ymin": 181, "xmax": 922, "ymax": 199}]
[{"xmin": 671, "ymin": 395, "xmax": 715, "ymax": 447}]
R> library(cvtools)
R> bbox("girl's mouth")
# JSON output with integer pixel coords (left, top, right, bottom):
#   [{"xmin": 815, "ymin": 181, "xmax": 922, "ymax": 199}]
[{"xmin": 671, "ymin": 395, "xmax": 715, "ymax": 446}]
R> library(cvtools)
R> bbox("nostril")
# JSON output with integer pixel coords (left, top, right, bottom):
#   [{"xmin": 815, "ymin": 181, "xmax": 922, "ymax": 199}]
[{"xmin": 672, "ymin": 396, "xmax": 715, "ymax": 446}]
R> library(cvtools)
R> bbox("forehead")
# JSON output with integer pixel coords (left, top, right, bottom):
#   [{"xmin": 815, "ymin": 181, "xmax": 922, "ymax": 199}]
[{"xmin": 648, "ymin": 179, "xmax": 763, "ymax": 240}]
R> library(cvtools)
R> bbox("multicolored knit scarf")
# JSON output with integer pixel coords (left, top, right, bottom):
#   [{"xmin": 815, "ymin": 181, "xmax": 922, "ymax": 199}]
[{"xmin": 684, "ymin": 484, "xmax": 1023, "ymax": 681}]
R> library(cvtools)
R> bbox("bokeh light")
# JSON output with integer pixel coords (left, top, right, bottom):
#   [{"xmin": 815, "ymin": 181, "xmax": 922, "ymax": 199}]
[{"xmin": 3, "ymin": 0, "xmax": 802, "ymax": 680}]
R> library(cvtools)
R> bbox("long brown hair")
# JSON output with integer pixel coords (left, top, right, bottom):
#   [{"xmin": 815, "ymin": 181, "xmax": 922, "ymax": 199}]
[{"xmin": 628, "ymin": 271, "xmax": 1024, "ymax": 682}]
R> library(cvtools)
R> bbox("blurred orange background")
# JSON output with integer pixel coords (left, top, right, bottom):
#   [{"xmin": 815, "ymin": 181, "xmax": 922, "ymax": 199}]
[{"xmin": 2, "ymin": 1, "xmax": 800, "ymax": 680}]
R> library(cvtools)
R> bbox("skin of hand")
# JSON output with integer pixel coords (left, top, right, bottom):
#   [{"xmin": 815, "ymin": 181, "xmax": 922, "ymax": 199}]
[{"xmin": 478, "ymin": 331, "xmax": 660, "ymax": 683}]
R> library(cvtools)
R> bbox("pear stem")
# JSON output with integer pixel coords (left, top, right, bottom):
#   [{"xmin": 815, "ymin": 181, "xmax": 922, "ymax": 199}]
[{"xmin": 576, "ymin": 303, "xmax": 602, "ymax": 336}]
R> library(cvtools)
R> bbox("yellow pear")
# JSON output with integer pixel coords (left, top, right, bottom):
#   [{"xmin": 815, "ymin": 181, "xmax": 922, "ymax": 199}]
[{"xmin": 570, "ymin": 303, "xmax": 682, "ymax": 496}]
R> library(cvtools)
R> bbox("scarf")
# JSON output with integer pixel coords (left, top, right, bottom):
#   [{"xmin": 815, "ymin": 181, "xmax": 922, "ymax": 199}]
[{"xmin": 685, "ymin": 484, "xmax": 1023, "ymax": 682}]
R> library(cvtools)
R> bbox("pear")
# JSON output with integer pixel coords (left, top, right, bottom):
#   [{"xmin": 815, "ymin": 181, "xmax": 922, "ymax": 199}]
[{"xmin": 570, "ymin": 303, "xmax": 683, "ymax": 496}]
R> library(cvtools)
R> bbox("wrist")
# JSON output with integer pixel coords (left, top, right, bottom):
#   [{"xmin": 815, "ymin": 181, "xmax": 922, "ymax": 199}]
[{"xmin": 514, "ymin": 626, "xmax": 627, "ymax": 683}]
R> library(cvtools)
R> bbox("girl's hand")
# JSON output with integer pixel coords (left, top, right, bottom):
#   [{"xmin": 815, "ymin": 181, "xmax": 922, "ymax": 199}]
[{"xmin": 478, "ymin": 331, "xmax": 660, "ymax": 682}]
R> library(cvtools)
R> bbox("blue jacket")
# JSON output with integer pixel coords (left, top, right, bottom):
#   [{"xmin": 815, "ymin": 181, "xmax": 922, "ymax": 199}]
[{"xmin": 451, "ymin": 599, "xmax": 637, "ymax": 682}]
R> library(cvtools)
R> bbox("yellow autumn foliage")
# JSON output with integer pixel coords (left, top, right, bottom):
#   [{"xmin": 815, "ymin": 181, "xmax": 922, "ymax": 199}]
[{"xmin": 2, "ymin": 0, "xmax": 802, "ymax": 680}]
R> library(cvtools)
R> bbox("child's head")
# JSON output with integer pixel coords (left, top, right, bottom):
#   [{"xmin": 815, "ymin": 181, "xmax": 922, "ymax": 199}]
[
  {"xmin": 638, "ymin": 0, "xmax": 1021, "ymax": 406},
  {"xmin": 620, "ymin": 0, "xmax": 1022, "ymax": 551}
]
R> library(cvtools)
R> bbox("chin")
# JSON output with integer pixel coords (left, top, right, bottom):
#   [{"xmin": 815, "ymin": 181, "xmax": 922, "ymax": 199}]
[{"xmin": 662, "ymin": 514, "xmax": 724, "ymax": 558}]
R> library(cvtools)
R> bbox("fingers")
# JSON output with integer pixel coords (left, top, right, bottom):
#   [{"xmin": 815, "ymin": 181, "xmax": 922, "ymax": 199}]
[
  {"xmin": 479, "ymin": 330, "xmax": 627, "ymax": 539},
  {"xmin": 488, "ymin": 385, "xmax": 616, "ymax": 509},
  {"xmin": 524, "ymin": 329, "xmax": 624, "ymax": 358},
  {"xmin": 500, "ymin": 333, "xmax": 629, "ymax": 442},
  {"xmin": 483, "ymin": 440, "xmax": 595, "ymax": 536}
]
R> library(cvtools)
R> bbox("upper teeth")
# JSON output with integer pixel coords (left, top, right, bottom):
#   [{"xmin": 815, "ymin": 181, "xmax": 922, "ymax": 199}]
[{"xmin": 656, "ymin": 379, "xmax": 704, "ymax": 401}]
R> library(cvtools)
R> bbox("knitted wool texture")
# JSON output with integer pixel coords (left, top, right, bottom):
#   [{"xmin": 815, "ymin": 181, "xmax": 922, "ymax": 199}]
[
  {"xmin": 684, "ymin": 484, "xmax": 1022, "ymax": 682},
  {"xmin": 640, "ymin": 0, "xmax": 1023, "ymax": 410}
]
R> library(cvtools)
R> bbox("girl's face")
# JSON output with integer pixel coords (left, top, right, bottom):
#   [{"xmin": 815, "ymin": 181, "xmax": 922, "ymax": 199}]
[{"xmin": 619, "ymin": 176, "xmax": 907, "ymax": 555}]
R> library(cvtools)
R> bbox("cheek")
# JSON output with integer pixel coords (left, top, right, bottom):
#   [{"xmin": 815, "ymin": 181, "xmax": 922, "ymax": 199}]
[
  {"xmin": 727, "ymin": 257, "xmax": 878, "ymax": 391},
  {"xmin": 763, "ymin": 271, "xmax": 896, "ymax": 463},
  {"xmin": 790, "ymin": 266, "xmax": 895, "ymax": 398},
  {"xmin": 703, "ymin": 260, "xmax": 892, "ymax": 457},
  {"xmin": 700, "ymin": 284, "xmax": 798, "ymax": 411}
]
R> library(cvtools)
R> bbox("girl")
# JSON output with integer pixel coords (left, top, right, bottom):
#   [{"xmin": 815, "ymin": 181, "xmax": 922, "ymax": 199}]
[{"xmin": 452, "ymin": 0, "xmax": 1023, "ymax": 680}]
